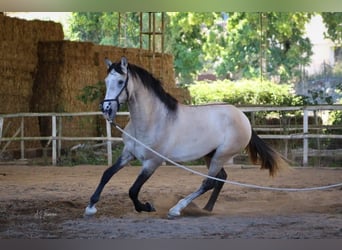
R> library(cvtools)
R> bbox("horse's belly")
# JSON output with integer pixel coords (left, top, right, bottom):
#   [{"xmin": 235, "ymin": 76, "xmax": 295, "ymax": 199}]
[{"xmin": 166, "ymin": 135, "xmax": 220, "ymax": 162}]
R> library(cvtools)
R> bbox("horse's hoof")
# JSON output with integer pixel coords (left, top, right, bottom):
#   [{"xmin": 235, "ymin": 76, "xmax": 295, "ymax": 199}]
[
  {"xmin": 84, "ymin": 205, "xmax": 97, "ymax": 217},
  {"xmin": 146, "ymin": 202, "xmax": 156, "ymax": 212},
  {"xmin": 167, "ymin": 210, "xmax": 181, "ymax": 220},
  {"xmin": 167, "ymin": 213, "xmax": 180, "ymax": 220}
]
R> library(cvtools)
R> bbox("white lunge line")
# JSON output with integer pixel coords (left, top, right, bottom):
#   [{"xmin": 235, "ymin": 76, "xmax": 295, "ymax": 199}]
[{"xmin": 114, "ymin": 124, "xmax": 342, "ymax": 192}]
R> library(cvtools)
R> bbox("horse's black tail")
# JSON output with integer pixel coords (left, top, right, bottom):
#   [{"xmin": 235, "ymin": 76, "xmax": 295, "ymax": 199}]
[{"xmin": 247, "ymin": 130, "xmax": 288, "ymax": 176}]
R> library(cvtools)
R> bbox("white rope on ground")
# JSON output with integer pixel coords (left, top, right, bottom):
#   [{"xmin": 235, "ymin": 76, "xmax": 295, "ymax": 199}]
[{"xmin": 114, "ymin": 124, "xmax": 342, "ymax": 192}]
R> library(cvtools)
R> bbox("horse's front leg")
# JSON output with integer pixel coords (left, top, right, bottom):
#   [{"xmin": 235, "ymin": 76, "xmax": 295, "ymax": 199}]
[
  {"xmin": 84, "ymin": 150, "xmax": 134, "ymax": 216},
  {"xmin": 129, "ymin": 160, "xmax": 161, "ymax": 212}
]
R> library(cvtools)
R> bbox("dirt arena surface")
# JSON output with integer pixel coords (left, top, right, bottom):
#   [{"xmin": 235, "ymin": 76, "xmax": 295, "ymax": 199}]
[{"xmin": 0, "ymin": 164, "xmax": 341, "ymax": 239}]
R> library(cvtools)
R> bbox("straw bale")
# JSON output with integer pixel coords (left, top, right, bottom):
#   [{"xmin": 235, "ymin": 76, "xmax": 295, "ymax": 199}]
[
  {"xmin": 0, "ymin": 41, "xmax": 38, "ymax": 95},
  {"xmin": 0, "ymin": 75, "xmax": 34, "ymax": 97},
  {"xmin": 32, "ymin": 41, "xmax": 99, "ymax": 147},
  {"xmin": 29, "ymin": 19, "xmax": 64, "ymax": 42},
  {"xmin": 0, "ymin": 14, "xmax": 63, "ymax": 42},
  {"xmin": 0, "ymin": 41, "xmax": 37, "ymax": 65},
  {"xmin": 93, "ymin": 45, "xmax": 125, "ymax": 80},
  {"xmin": 0, "ymin": 36, "xmax": 42, "ymax": 148},
  {"xmin": 36, "ymin": 41, "xmax": 94, "ymax": 66},
  {"xmin": 0, "ymin": 15, "xmax": 27, "ymax": 41},
  {"xmin": 32, "ymin": 42, "xmax": 98, "ymax": 110},
  {"xmin": 0, "ymin": 94, "xmax": 31, "ymax": 113},
  {"xmin": 0, "ymin": 15, "xmax": 63, "ymax": 115},
  {"xmin": 0, "ymin": 15, "xmax": 63, "ymax": 151}
]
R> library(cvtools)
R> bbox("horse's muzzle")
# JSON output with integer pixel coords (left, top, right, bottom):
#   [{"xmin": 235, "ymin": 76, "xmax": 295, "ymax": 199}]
[{"xmin": 99, "ymin": 100, "xmax": 117, "ymax": 122}]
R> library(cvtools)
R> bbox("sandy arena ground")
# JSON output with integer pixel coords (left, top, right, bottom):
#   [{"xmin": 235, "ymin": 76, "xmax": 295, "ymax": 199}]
[{"xmin": 0, "ymin": 164, "xmax": 341, "ymax": 239}]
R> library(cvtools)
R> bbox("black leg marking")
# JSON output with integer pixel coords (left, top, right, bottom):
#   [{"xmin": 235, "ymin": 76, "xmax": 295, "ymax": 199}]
[
  {"xmin": 129, "ymin": 169, "xmax": 156, "ymax": 212},
  {"xmin": 203, "ymin": 168, "xmax": 227, "ymax": 211},
  {"xmin": 89, "ymin": 156, "xmax": 124, "ymax": 207}
]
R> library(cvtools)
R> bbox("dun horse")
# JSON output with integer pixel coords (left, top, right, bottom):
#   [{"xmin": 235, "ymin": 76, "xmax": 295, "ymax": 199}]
[{"xmin": 85, "ymin": 57, "xmax": 287, "ymax": 218}]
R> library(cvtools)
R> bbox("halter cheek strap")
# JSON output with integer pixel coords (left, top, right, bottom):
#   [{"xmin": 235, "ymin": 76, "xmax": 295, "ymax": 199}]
[{"xmin": 100, "ymin": 75, "xmax": 129, "ymax": 112}]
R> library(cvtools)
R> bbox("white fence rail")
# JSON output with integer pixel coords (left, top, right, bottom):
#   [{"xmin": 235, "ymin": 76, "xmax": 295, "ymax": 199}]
[{"xmin": 1, "ymin": 105, "xmax": 342, "ymax": 166}]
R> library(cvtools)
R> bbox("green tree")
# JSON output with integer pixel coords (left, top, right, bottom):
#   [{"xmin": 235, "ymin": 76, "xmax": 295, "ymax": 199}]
[
  {"xmin": 166, "ymin": 12, "xmax": 313, "ymax": 83},
  {"xmin": 67, "ymin": 12, "xmax": 314, "ymax": 84},
  {"xmin": 216, "ymin": 13, "xmax": 313, "ymax": 83},
  {"xmin": 321, "ymin": 12, "xmax": 342, "ymax": 46},
  {"xmin": 165, "ymin": 12, "xmax": 218, "ymax": 83},
  {"xmin": 68, "ymin": 12, "xmax": 104, "ymax": 43},
  {"xmin": 68, "ymin": 12, "xmax": 140, "ymax": 47}
]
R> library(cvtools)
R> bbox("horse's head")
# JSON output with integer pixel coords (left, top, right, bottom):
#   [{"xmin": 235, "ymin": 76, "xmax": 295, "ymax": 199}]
[{"xmin": 100, "ymin": 57, "xmax": 129, "ymax": 123}]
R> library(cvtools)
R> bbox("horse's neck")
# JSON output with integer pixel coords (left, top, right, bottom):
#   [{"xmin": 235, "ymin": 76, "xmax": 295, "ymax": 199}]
[{"xmin": 128, "ymin": 85, "xmax": 164, "ymax": 131}]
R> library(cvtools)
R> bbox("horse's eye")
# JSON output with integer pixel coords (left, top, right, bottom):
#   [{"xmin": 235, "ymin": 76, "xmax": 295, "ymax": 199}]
[{"xmin": 118, "ymin": 80, "xmax": 124, "ymax": 85}]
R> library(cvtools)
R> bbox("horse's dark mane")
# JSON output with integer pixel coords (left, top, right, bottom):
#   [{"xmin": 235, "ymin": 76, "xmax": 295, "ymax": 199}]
[{"xmin": 108, "ymin": 62, "xmax": 178, "ymax": 112}]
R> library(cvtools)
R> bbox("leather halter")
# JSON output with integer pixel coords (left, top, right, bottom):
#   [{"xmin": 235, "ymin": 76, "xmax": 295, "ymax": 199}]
[{"xmin": 99, "ymin": 74, "xmax": 129, "ymax": 112}]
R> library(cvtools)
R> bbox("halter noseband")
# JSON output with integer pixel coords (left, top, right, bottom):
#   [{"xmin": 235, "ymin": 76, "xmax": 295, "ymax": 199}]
[{"xmin": 100, "ymin": 74, "xmax": 129, "ymax": 112}]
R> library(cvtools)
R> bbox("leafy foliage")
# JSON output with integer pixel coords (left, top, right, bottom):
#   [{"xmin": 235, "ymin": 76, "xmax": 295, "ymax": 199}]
[
  {"xmin": 67, "ymin": 12, "xmax": 140, "ymax": 46},
  {"xmin": 321, "ymin": 12, "xmax": 342, "ymax": 46},
  {"xmin": 165, "ymin": 13, "xmax": 217, "ymax": 83},
  {"xmin": 67, "ymin": 12, "xmax": 337, "ymax": 84},
  {"xmin": 215, "ymin": 13, "xmax": 313, "ymax": 83},
  {"xmin": 77, "ymin": 81, "xmax": 105, "ymax": 104},
  {"xmin": 188, "ymin": 79, "xmax": 304, "ymax": 106},
  {"xmin": 69, "ymin": 12, "xmax": 340, "ymax": 106}
]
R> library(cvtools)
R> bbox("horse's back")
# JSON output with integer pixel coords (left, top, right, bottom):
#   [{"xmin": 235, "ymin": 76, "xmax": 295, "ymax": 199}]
[
  {"xmin": 181, "ymin": 103, "xmax": 251, "ymax": 133},
  {"xmin": 189, "ymin": 103, "xmax": 251, "ymax": 146}
]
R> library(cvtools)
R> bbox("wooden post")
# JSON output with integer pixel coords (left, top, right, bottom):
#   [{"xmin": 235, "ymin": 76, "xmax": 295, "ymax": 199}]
[
  {"xmin": 303, "ymin": 108, "xmax": 309, "ymax": 166},
  {"xmin": 52, "ymin": 115, "xmax": 57, "ymax": 166},
  {"xmin": 106, "ymin": 120, "xmax": 112, "ymax": 165}
]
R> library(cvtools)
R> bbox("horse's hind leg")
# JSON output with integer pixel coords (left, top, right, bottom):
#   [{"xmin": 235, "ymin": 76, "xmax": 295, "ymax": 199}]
[
  {"xmin": 203, "ymin": 168, "xmax": 227, "ymax": 211},
  {"xmin": 168, "ymin": 175, "xmax": 217, "ymax": 218},
  {"xmin": 84, "ymin": 150, "xmax": 134, "ymax": 216},
  {"xmin": 168, "ymin": 151, "xmax": 233, "ymax": 218},
  {"xmin": 202, "ymin": 155, "xmax": 227, "ymax": 212}
]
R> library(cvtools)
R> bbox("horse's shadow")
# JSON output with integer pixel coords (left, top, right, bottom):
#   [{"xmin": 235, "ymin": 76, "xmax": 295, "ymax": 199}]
[{"xmin": 152, "ymin": 194, "xmax": 212, "ymax": 219}]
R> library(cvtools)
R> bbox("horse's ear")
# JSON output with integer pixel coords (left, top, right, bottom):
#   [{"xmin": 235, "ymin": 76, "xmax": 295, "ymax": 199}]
[
  {"xmin": 121, "ymin": 57, "xmax": 128, "ymax": 74},
  {"xmin": 105, "ymin": 58, "xmax": 112, "ymax": 69}
]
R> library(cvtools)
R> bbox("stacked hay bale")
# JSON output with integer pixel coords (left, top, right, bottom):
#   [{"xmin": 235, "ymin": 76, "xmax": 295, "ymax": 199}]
[
  {"xmin": 31, "ymin": 41, "xmax": 99, "ymax": 147},
  {"xmin": 0, "ymin": 15, "xmax": 63, "ymax": 151},
  {"xmin": 0, "ymin": 14, "xmax": 190, "ymax": 154}
]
